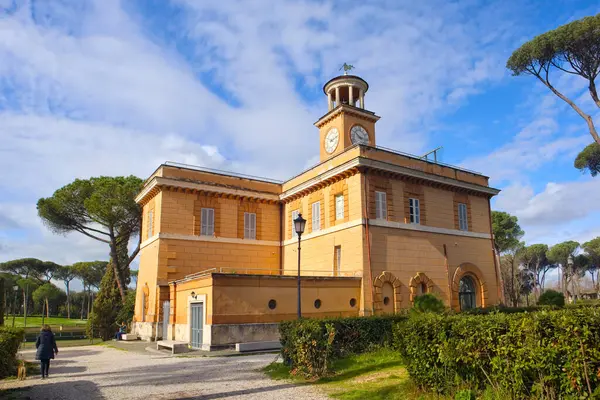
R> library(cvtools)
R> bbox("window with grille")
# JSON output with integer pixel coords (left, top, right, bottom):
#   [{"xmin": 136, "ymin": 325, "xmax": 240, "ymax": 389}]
[
  {"xmin": 291, "ymin": 210, "xmax": 299, "ymax": 238},
  {"xmin": 335, "ymin": 194, "xmax": 344, "ymax": 220},
  {"xmin": 312, "ymin": 202, "xmax": 321, "ymax": 231},
  {"xmin": 200, "ymin": 208, "xmax": 215, "ymax": 236},
  {"xmin": 244, "ymin": 212, "xmax": 256, "ymax": 239},
  {"xmin": 334, "ymin": 246, "xmax": 342, "ymax": 276},
  {"xmin": 458, "ymin": 203, "xmax": 468, "ymax": 231},
  {"xmin": 409, "ymin": 198, "xmax": 420, "ymax": 224},
  {"xmin": 375, "ymin": 191, "xmax": 387, "ymax": 220}
]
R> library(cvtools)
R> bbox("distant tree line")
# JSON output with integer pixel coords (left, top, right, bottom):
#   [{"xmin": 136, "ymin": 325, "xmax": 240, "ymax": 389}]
[{"xmin": 492, "ymin": 211, "xmax": 600, "ymax": 306}]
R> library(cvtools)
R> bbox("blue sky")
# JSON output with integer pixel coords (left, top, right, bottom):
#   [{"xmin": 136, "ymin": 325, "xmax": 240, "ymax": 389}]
[{"xmin": 0, "ymin": 0, "xmax": 599, "ymax": 291}]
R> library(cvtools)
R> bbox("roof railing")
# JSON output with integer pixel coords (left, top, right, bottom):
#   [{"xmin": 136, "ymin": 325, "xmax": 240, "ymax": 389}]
[{"xmin": 164, "ymin": 161, "xmax": 284, "ymax": 184}]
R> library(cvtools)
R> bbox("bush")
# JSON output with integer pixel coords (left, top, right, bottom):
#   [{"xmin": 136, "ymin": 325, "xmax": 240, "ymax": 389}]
[
  {"xmin": 115, "ymin": 290, "xmax": 136, "ymax": 329},
  {"xmin": 412, "ymin": 294, "xmax": 445, "ymax": 313},
  {"xmin": 538, "ymin": 289, "xmax": 565, "ymax": 307},
  {"xmin": 279, "ymin": 314, "xmax": 407, "ymax": 377},
  {"xmin": 394, "ymin": 308, "xmax": 600, "ymax": 398},
  {"xmin": 0, "ymin": 327, "xmax": 24, "ymax": 378},
  {"xmin": 88, "ymin": 264, "xmax": 122, "ymax": 340}
]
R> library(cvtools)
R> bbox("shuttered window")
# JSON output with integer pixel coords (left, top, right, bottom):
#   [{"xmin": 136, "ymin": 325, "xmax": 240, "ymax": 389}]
[
  {"xmin": 375, "ymin": 191, "xmax": 387, "ymax": 220},
  {"xmin": 335, "ymin": 194, "xmax": 344, "ymax": 220},
  {"xmin": 200, "ymin": 208, "xmax": 215, "ymax": 236},
  {"xmin": 292, "ymin": 210, "xmax": 299, "ymax": 238},
  {"xmin": 334, "ymin": 246, "xmax": 342, "ymax": 276},
  {"xmin": 147, "ymin": 210, "xmax": 153, "ymax": 239},
  {"xmin": 458, "ymin": 203, "xmax": 468, "ymax": 231},
  {"xmin": 244, "ymin": 212, "xmax": 257, "ymax": 239},
  {"xmin": 312, "ymin": 202, "xmax": 321, "ymax": 231},
  {"xmin": 409, "ymin": 198, "xmax": 420, "ymax": 224}
]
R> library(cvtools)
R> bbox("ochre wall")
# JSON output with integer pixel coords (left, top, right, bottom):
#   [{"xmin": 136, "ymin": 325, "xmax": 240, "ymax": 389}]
[
  {"xmin": 135, "ymin": 240, "xmax": 160, "ymax": 323},
  {"xmin": 367, "ymin": 226, "xmax": 499, "ymax": 311},
  {"xmin": 172, "ymin": 277, "xmax": 214, "ymax": 325},
  {"xmin": 211, "ymin": 275, "xmax": 361, "ymax": 324}
]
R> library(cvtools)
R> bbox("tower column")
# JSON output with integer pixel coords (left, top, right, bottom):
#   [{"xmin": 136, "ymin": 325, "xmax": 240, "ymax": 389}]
[
  {"xmin": 328, "ymin": 90, "xmax": 333, "ymax": 111},
  {"xmin": 359, "ymin": 88, "xmax": 364, "ymax": 109},
  {"xmin": 335, "ymin": 86, "xmax": 340, "ymax": 107},
  {"xmin": 349, "ymin": 85, "xmax": 354, "ymax": 106}
]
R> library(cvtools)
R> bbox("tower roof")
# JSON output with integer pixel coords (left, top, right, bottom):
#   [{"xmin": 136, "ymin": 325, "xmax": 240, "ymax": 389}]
[{"xmin": 322, "ymin": 75, "xmax": 369, "ymax": 94}]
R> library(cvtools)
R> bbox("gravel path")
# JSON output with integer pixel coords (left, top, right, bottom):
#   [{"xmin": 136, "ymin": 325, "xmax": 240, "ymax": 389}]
[{"xmin": 0, "ymin": 345, "xmax": 328, "ymax": 400}]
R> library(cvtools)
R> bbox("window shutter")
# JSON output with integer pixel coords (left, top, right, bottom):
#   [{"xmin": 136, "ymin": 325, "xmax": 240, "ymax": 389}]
[
  {"xmin": 201, "ymin": 208, "xmax": 214, "ymax": 236},
  {"xmin": 375, "ymin": 191, "xmax": 387, "ymax": 219},
  {"xmin": 458, "ymin": 203, "xmax": 468, "ymax": 231},
  {"xmin": 292, "ymin": 210, "xmax": 299, "ymax": 238},
  {"xmin": 244, "ymin": 212, "xmax": 256, "ymax": 239},
  {"xmin": 415, "ymin": 199, "xmax": 420, "ymax": 224},
  {"xmin": 335, "ymin": 195, "xmax": 344, "ymax": 220},
  {"xmin": 251, "ymin": 213, "xmax": 256, "ymax": 239},
  {"xmin": 312, "ymin": 202, "xmax": 320, "ymax": 231},
  {"xmin": 147, "ymin": 210, "xmax": 153, "ymax": 239}
]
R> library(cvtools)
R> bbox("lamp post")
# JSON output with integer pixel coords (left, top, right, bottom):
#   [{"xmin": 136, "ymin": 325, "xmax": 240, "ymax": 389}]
[
  {"xmin": 294, "ymin": 213, "xmax": 306, "ymax": 319},
  {"xmin": 567, "ymin": 254, "xmax": 574, "ymax": 303}
]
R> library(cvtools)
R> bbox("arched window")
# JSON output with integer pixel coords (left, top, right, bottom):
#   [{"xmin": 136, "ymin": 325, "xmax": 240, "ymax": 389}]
[{"xmin": 459, "ymin": 275, "xmax": 476, "ymax": 310}]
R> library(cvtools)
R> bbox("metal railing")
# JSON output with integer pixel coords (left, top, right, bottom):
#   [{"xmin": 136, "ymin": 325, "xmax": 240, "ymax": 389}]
[
  {"xmin": 164, "ymin": 161, "xmax": 284, "ymax": 184},
  {"xmin": 178, "ymin": 267, "xmax": 362, "ymax": 282}
]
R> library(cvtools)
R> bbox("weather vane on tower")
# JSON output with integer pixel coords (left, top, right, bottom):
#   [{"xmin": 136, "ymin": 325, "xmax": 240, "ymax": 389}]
[{"xmin": 339, "ymin": 63, "xmax": 355, "ymax": 75}]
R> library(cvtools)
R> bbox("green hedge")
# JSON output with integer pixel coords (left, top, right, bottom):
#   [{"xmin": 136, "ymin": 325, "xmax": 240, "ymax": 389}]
[
  {"xmin": 0, "ymin": 327, "xmax": 24, "ymax": 378},
  {"xmin": 394, "ymin": 308, "xmax": 600, "ymax": 398},
  {"xmin": 279, "ymin": 314, "xmax": 407, "ymax": 377}
]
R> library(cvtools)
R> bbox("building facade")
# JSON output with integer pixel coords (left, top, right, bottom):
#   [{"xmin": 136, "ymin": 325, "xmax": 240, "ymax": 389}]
[{"xmin": 133, "ymin": 74, "xmax": 501, "ymax": 348}]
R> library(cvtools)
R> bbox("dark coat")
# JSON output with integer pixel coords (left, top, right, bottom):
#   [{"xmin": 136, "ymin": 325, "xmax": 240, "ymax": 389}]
[{"xmin": 35, "ymin": 331, "xmax": 58, "ymax": 360}]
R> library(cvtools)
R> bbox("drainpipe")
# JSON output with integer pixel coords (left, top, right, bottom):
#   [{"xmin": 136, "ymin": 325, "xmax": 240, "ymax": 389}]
[
  {"xmin": 487, "ymin": 197, "xmax": 503, "ymax": 305},
  {"xmin": 279, "ymin": 202, "xmax": 283, "ymax": 275},
  {"xmin": 443, "ymin": 244, "xmax": 452, "ymax": 307},
  {"xmin": 362, "ymin": 170, "xmax": 375, "ymax": 315}
]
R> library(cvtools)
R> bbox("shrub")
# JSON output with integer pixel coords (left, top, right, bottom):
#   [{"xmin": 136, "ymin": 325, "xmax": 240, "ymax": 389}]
[
  {"xmin": 538, "ymin": 289, "xmax": 565, "ymax": 307},
  {"xmin": 412, "ymin": 294, "xmax": 445, "ymax": 313},
  {"xmin": 279, "ymin": 314, "xmax": 407, "ymax": 377},
  {"xmin": 0, "ymin": 327, "xmax": 24, "ymax": 378},
  {"xmin": 394, "ymin": 308, "xmax": 600, "ymax": 398},
  {"xmin": 88, "ymin": 265, "xmax": 122, "ymax": 340}
]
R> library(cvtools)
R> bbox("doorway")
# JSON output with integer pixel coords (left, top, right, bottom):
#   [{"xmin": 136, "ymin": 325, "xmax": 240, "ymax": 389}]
[{"xmin": 190, "ymin": 302, "xmax": 204, "ymax": 349}]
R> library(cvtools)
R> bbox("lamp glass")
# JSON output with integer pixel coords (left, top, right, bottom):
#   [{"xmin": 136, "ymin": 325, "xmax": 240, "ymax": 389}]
[
  {"xmin": 13, "ymin": 285, "xmax": 18, "ymax": 291},
  {"xmin": 567, "ymin": 255, "xmax": 574, "ymax": 266},
  {"xmin": 294, "ymin": 213, "xmax": 306, "ymax": 236}
]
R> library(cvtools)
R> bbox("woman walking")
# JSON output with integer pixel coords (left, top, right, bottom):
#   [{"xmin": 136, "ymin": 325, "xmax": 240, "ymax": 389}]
[{"xmin": 35, "ymin": 325, "xmax": 58, "ymax": 379}]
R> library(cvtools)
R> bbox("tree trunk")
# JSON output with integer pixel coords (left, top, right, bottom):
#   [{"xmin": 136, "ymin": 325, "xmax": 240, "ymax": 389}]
[
  {"xmin": 588, "ymin": 79, "xmax": 600, "ymax": 109},
  {"xmin": 66, "ymin": 282, "xmax": 71, "ymax": 319},
  {"xmin": 0, "ymin": 278, "xmax": 4, "ymax": 326},
  {"xmin": 81, "ymin": 285, "xmax": 86, "ymax": 320},
  {"xmin": 46, "ymin": 297, "xmax": 50, "ymax": 318},
  {"xmin": 108, "ymin": 240, "xmax": 127, "ymax": 304}
]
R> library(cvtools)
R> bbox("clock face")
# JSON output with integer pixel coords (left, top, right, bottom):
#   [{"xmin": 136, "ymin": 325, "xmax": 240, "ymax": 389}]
[
  {"xmin": 325, "ymin": 128, "xmax": 340, "ymax": 154},
  {"xmin": 350, "ymin": 125, "xmax": 369, "ymax": 145}
]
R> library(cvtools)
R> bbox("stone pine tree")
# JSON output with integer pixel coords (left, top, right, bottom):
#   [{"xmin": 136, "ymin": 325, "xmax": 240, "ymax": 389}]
[
  {"xmin": 491, "ymin": 211, "xmax": 524, "ymax": 254},
  {"xmin": 506, "ymin": 14, "xmax": 600, "ymax": 175},
  {"xmin": 54, "ymin": 265, "xmax": 77, "ymax": 319},
  {"xmin": 582, "ymin": 237, "xmax": 600, "ymax": 293},
  {"xmin": 548, "ymin": 241, "xmax": 580, "ymax": 297},
  {"xmin": 37, "ymin": 176, "xmax": 143, "ymax": 303}
]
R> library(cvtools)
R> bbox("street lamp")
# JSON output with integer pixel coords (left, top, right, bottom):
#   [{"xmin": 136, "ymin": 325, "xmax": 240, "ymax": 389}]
[
  {"xmin": 567, "ymin": 255, "xmax": 574, "ymax": 302},
  {"xmin": 294, "ymin": 213, "xmax": 306, "ymax": 319}
]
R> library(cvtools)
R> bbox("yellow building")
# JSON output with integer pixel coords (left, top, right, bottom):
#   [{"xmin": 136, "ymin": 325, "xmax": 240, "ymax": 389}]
[{"xmin": 133, "ymin": 73, "xmax": 501, "ymax": 348}]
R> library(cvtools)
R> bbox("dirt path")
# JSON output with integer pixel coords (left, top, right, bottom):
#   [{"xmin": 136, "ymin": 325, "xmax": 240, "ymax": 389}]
[{"xmin": 0, "ymin": 345, "xmax": 327, "ymax": 400}]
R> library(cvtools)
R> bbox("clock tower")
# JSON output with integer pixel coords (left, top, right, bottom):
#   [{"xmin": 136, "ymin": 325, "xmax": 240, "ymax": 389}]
[{"xmin": 315, "ymin": 73, "xmax": 380, "ymax": 161}]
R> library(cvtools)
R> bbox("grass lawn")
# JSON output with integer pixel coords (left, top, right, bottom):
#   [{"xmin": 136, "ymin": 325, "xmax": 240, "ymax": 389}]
[
  {"xmin": 20, "ymin": 338, "xmax": 103, "ymax": 350},
  {"xmin": 6, "ymin": 316, "xmax": 87, "ymax": 328},
  {"xmin": 264, "ymin": 348, "xmax": 452, "ymax": 400}
]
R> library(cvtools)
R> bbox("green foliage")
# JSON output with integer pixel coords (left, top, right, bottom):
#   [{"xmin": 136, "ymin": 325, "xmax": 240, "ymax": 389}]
[
  {"xmin": 575, "ymin": 143, "xmax": 600, "ymax": 177},
  {"xmin": 491, "ymin": 211, "xmax": 524, "ymax": 253},
  {"xmin": 115, "ymin": 290, "xmax": 136, "ymax": 328},
  {"xmin": 412, "ymin": 294, "xmax": 445, "ymax": 313},
  {"xmin": 538, "ymin": 289, "xmax": 566, "ymax": 307},
  {"xmin": 279, "ymin": 314, "xmax": 407, "ymax": 377},
  {"xmin": 548, "ymin": 241, "xmax": 579, "ymax": 266},
  {"xmin": 0, "ymin": 327, "xmax": 24, "ymax": 378},
  {"xmin": 454, "ymin": 389, "xmax": 475, "ymax": 400},
  {"xmin": 0, "ymin": 277, "xmax": 4, "ymax": 326},
  {"xmin": 32, "ymin": 283, "xmax": 64, "ymax": 305},
  {"xmin": 394, "ymin": 308, "xmax": 600, "ymax": 398},
  {"xmin": 87, "ymin": 263, "xmax": 122, "ymax": 340}
]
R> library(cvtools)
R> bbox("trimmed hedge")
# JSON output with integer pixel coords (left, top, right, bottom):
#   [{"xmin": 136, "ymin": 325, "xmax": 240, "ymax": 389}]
[
  {"xmin": 394, "ymin": 308, "xmax": 600, "ymax": 398},
  {"xmin": 0, "ymin": 327, "xmax": 24, "ymax": 378},
  {"xmin": 538, "ymin": 289, "xmax": 565, "ymax": 307},
  {"xmin": 279, "ymin": 314, "xmax": 407, "ymax": 377}
]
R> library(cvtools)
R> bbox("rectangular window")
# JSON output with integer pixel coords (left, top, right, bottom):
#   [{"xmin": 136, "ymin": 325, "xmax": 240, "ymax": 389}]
[
  {"xmin": 334, "ymin": 246, "xmax": 342, "ymax": 276},
  {"xmin": 244, "ymin": 212, "xmax": 257, "ymax": 239},
  {"xmin": 458, "ymin": 203, "xmax": 468, "ymax": 231},
  {"xmin": 312, "ymin": 202, "xmax": 321, "ymax": 231},
  {"xmin": 200, "ymin": 208, "xmax": 215, "ymax": 236},
  {"xmin": 375, "ymin": 191, "xmax": 387, "ymax": 220},
  {"xmin": 147, "ymin": 210, "xmax": 153, "ymax": 239},
  {"xmin": 291, "ymin": 210, "xmax": 299, "ymax": 238},
  {"xmin": 335, "ymin": 194, "xmax": 344, "ymax": 220},
  {"xmin": 409, "ymin": 198, "xmax": 420, "ymax": 224}
]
